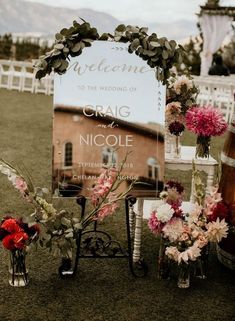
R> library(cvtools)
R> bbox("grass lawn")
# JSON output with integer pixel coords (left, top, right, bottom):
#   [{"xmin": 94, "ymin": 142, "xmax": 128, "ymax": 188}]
[{"xmin": 0, "ymin": 89, "xmax": 234, "ymax": 321}]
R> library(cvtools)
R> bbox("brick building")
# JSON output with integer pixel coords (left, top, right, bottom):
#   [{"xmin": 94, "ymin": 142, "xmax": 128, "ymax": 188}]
[{"xmin": 53, "ymin": 105, "xmax": 164, "ymax": 197}]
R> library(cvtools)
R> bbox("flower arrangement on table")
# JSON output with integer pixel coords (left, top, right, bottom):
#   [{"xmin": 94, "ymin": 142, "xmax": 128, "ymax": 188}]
[
  {"xmin": 165, "ymin": 76, "xmax": 199, "ymax": 156},
  {"xmin": 0, "ymin": 217, "xmax": 39, "ymax": 286},
  {"xmin": 0, "ymin": 155, "xmax": 134, "ymax": 280},
  {"xmin": 185, "ymin": 105, "xmax": 228, "ymax": 158},
  {"xmin": 148, "ymin": 173, "xmax": 230, "ymax": 288}
]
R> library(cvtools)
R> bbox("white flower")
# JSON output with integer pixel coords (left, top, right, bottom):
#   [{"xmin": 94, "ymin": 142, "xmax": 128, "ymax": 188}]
[
  {"xmin": 162, "ymin": 217, "xmax": 184, "ymax": 242},
  {"xmin": 150, "ymin": 199, "xmax": 165, "ymax": 212},
  {"xmin": 165, "ymin": 246, "xmax": 179, "ymax": 262},
  {"xmin": 156, "ymin": 203, "xmax": 174, "ymax": 223},
  {"xmin": 206, "ymin": 218, "xmax": 228, "ymax": 242},
  {"xmin": 178, "ymin": 245, "xmax": 201, "ymax": 264},
  {"xmin": 187, "ymin": 204, "xmax": 203, "ymax": 226},
  {"xmin": 0, "ymin": 164, "xmax": 12, "ymax": 176},
  {"xmin": 159, "ymin": 191, "xmax": 168, "ymax": 200},
  {"xmin": 173, "ymin": 76, "xmax": 193, "ymax": 94}
]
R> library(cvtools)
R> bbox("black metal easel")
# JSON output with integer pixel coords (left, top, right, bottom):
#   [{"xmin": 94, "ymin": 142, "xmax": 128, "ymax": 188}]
[{"xmin": 58, "ymin": 195, "xmax": 148, "ymax": 278}]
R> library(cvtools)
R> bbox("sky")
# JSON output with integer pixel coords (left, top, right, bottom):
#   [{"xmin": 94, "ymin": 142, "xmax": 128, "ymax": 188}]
[{"xmin": 26, "ymin": 0, "xmax": 235, "ymax": 23}]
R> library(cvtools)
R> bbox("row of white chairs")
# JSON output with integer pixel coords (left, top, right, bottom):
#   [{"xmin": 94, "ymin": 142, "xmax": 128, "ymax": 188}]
[
  {"xmin": 193, "ymin": 76, "xmax": 235, "ymax": 123},
  {"xmin": 0, "ymin": 60, "xmax": 53, "ymax": 95},
  {"xmin": 1, "ymin": 61, "xmax": 234, "ymax": 122}
]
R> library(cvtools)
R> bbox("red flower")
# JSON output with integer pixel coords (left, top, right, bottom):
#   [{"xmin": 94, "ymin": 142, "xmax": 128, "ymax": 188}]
[
  {"xmin": 168, "ymin": 121, "xmax": 185, "ymax": 136},
  {"xmin": 166, "ymin": 180, "xmax": 184, "ymax": 194},
  {"xmin": 1, "ymin": 218, "xmax": 23, "ymax": 234},
  {"xmin": 185, "ymin": 106, "xmax": 227, "ymax": 137},
  {"xmin": 209, "ymin": 201, "xmax": 229, "ymax": 222},
  {"xmin": 2, "ymin": 231, "xmax": 29, "ymax": 250}
]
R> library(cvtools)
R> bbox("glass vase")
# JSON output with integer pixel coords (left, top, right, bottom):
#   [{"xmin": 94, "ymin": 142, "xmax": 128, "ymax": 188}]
[
  {"xmin": 171, "ymin": 134, "xmax": 181, "ymax": 158},
  {"xmin": 9, "ymin": 250, "xmax": 29, "ymax": 287},
  {"xmin": 177, "ymin": 263, "xmax": 190, "ymax": 288},
  {"xmin": 157, "ymin": 236, "xmax": 170, "ymax": 279},
  {"xmin": 58, "ymin": 250, "xmax": 74, "ymax": 277},
  {"xmin": 196, "ymin": 135, "xmax": 211, "ymax": 158},
  {"xmin": 194, "ymin": 244, "xmax": 210, "ymax": 279}
]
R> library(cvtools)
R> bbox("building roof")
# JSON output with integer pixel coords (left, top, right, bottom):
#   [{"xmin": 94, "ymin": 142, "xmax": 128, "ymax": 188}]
[{"xmin": 54, "ymin": 105, "xmax": 164, "ymax": 142}]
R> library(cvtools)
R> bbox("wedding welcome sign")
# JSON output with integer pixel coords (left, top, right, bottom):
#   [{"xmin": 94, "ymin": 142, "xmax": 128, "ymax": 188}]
[{"xmin": 53, "ymin": 40, "xmax": 165, "ymax": 197}]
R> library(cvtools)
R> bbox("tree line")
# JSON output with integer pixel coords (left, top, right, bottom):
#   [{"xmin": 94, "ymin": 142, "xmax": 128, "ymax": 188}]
[
  {"xmin": 0, "ymin": 33, "xmax": 51, "ymax": 61},
  {"xmin": 0, "ymin": 32, "xmax": 234, "ymax": 74}
]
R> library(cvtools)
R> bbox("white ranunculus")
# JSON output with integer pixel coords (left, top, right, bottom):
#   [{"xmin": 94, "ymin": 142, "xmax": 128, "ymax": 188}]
[{"xmin": 156, "ymin": 203, "xmax": 174, "ymax": 223}]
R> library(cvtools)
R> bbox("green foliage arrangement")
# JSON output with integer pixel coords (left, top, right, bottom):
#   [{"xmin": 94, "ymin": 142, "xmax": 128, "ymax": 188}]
[
  {"xmin": 35, "ymin": 19, "xmax": 185, "ymax": 84},
  {"xmin": 0, "ymin": 34, "xmax": 13, "ymax": 59}
]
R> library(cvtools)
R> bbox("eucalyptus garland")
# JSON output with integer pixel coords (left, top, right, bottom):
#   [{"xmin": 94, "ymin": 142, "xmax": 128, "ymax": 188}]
[{"xmin": 35, "ymin": 19, "xmax": 185, "ymax": 85}]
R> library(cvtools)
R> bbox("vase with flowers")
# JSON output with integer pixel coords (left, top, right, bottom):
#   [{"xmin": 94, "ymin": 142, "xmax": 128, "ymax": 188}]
[
  {"xmin": 0, "ymin": 154, "xmax": 135, "ymax": 278},
  {"xmin": 149, "ymin": 171, "xmax": 230, "ymax": 288},
  {"xmin": 0, "ymin": 217, "xmax": 39, "ymax": 286},
  {"xmin": 185, "ymin": 105, "xmax": 227, "ymax": 158},
  {"xmin": 165, "ymin": 76, "xmax": 199, "ymax": 158}
]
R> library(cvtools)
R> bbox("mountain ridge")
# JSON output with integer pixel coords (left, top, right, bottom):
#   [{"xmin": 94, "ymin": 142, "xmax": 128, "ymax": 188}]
[{"xmin": 0, "ymin": 0, "xmax": 198, "ymax": 41}]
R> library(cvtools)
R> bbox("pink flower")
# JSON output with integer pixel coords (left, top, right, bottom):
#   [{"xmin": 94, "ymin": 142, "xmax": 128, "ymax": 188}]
[
  {"xmin": 195, "ymin": 234, "xmax": 208, "ymax": 248},
  {"xmin": 95, "ymin": 202, "xmax": 118, "ymax": 221},
  {"xmin": 185, "ymin": 106, "xmax": 227, "ymax": 137},
  {"xmin": 165, "ymin": 246, "xmax": 179, "ymax": 261},
  {"xmin": 206, "ymin": 218, "xmax": 228, "ymax": 242},
  {"xmin": 162, "ymin": 217, "xmax": 184, "ymax": 242},
  {"xmin": 148, "ymin": 211, "xmax": 164, "ymax": 234},
  {"xmin": 179, "ymin": 232, "xmax": 189, "ymax": 242},
  {"xmin": 14, "ymin": 177, "xmax": 28, "ymax": 193}
]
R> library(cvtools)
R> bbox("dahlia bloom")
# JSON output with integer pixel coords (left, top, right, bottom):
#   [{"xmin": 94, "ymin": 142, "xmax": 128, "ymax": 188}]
[
  {"xmin": 2, "ymin": 231, "xmax": 29, "ymax": 250},
  {"xmin": 156, "ymin": 203, "xmax": 174, "ymax": 223},
  {"xmin": 178, "ymin": 245, "xmax": 201, "ymax": 263},
  {"xmin": 148, "ymin": 211, "xmax": 164, "ymax": 234},
  {"xmin": 1, "ymin": 218, "xmax": 23, "ymax": 234},
  {"xmin": 165, "ymin": 101, "xmax": 182, "ymax": 119},
  {"xmin": 206, "ymin": 218, "xmax": 228, "ymax": 242},
  {"xmin": 173, "ymin": 76, "xmax": 193, "ymax": 95},
  {"xmin": 168, "ymin": 121, "xmax": 185, "ymax": 136},
  {"xmin": 162, "ymin": 217, "xmax": 184, "ymax": 242},
  {"xmin": 185, "ymin": 106, "xmax": 227, "ymax": 137}
]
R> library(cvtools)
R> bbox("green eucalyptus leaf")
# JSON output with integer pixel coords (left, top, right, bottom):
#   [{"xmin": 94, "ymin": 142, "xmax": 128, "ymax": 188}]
[
  {"xmin": 178, "ymin": 44, "xmax": 186, "ymax": 51},
  {"xmin": 99, "ymin": 33, "xmax": 109, "ymax": 41},
  {"xmin": 59, "ymin": 60, "xmax": 69, "ymax": 71},
  {"xmin": 60, "ymin": 28, "xmax": 68, "ymax": 36},
  {"xmin": 71, "ymin": 42, "xmax": 81, "ymax": 52},
  {"xmin": 169, "ymin": 40, "xmax": 177, "ymax": 49},
  {"xmin": 54, "ymin": 43, "xmax": 64, "ymax": 50},
  {"xmin": 140, "ymin": 27, "xmax": 148, "ymax": 34},
  {"xmin": 82, "ymin": 38, "xmax": 93, "ymax": 43},
  {"xmin": 35, "ymin": 69, "xmax": 46, "ymax": 79},
  {"xmin": 158, "ymin": 37, "xmax": 167, "ymax": 46},
  {"xmin": 63, "ymin": 47, "xmax": 69, "ymax": 53},
  {"xmin": 52, "ymin": 60, "xmax": 62, "ymax": 68},
  {"xmin": 150, "ymin": 41, "xmax": 161, "ymax": 48},
  {"xmin": 162, "ymin": 50, "xmax": 168, "ymax": 59},
  {"xmin": 52, "ymin": 49, "xmax": 62, "ymax": 56},
  {"xmin": 130, "ymin": 38, "xmax": 140, "ymax": 50},
  {"xmin": 165, "ymin": 41, "xmax": 171, "ymax": 50},
  {"xmin": 55, "ymin": 33, "xmax": 63, "ymax": 41},
  {"xmin": 116, "ymin": 24, "xmax": 126, "ymax": 32}
]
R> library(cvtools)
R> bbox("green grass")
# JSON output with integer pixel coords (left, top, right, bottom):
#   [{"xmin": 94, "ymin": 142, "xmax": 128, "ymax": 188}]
[{"xmin": 0, "ymin": 89, "xmax": 234, "ymax": 321}]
